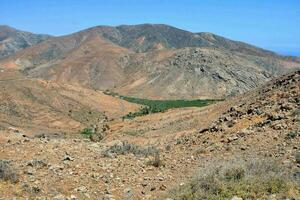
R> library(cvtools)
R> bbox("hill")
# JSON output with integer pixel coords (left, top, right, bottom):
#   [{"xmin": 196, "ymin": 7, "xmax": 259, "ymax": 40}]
[{"xmin": 0, "ymin": 69, "xmax": 139, "ymax": 136}]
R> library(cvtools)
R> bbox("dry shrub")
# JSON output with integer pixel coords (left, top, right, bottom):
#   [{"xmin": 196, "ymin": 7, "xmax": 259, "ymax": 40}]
[
  {"xmin": 147, "ymin": 152, "xmax": 165, "ymax": 168},
  {"xmin": 103, "ymin": 141, "xmax": 158, "ymax": 157},
  {"xmin": 167, "ymin": 156, "xmax": 299, "ymax": 200},
  {"xmin": 0, "ymin": 160, "xmax": 18, "ymax": 183}
]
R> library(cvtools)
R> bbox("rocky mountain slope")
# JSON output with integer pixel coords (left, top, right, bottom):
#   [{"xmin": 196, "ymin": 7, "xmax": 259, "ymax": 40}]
[
  {"xmin": 0, "ymin": 69, "xmax": 139, "ymax": 136},
  {"xmin": 0, "ymin": 68, "xmax": 298, "ymax": 199},
  {"xmin": 0, "ymin": 24, "xmax": 299, "ymax": 99},
  {"xmin": 0, "ymin": 25, "xmax": 51, "ymax": 59}
]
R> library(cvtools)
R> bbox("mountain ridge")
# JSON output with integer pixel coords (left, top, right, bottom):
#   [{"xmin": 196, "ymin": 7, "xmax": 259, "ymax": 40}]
[{"xmin": 0, "ymin": 24, "xmax": 299, "ymax": 99}]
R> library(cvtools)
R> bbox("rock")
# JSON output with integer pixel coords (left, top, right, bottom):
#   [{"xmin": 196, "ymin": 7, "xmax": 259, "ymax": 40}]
[
  {"xmin": 53, "ymin": 194, "xmax": 65, "ymax": 200},
  {"xmin": 267, "ymin": 194, "xmax": 277, "ymax": 200},
  {"xmin": 26, "ymin": 168, "xmax": 35, "ymax": 176},
  {"xmin": 27, "ymin": 159, "xmax": 47, "ymax": 168},
  {"xmin": 32, "ymin": 186, "xmax": 41, "ymax": 193},
  {"xmin": 123, "ymin": 187, "xmax": 133, "ymax": 200},
  {"xmin": 49, "ymin": 164, "xmax": 64, "ymax": 171},
  {"xmin": 254, "ymin": 108, "xmax": 263, "ymax": 115},
  {"xmin": 103, "ymin": 194, "xmax": 115, "ymax": 200},
  {"xmin": 280, "ymin": 103, "xmax": 293, "ymax": 111},
  {"xmin": 159, "ymin": 184, "xmax": 167, "ymax": 190},
  {"xmin": 199, "ymin": 128, "xmax": 209, "ymax": 133},
  {"xmin": 90, "ymin": 132, "xmax": 104, "ymax": 142},
  {"xmin": 208, "ymin": 124, "xmax": 219, "ymax": 132},
  {"xmin": 63, "ymin": 154, "xmax": 74, "ymax": 161},
  {"xmin": 141, "ymin": 182, "xmax": 148, "ymax": 187},
  {"xmin": 240, "ymin": 146, "xmax": 247, "ymax": 151},
  {"xmin": 227, "ymin": 120, "xmax": 236, "ymax": 128},
  {"xmin": 231, "ymin": 196, "xmax": 243, "ymax": 200},
  {"xmin": 227, "ymin": 136, "xmax": 238, "ymax": 143},
  {"xmin": 34, "ymin": 133, "xmax": 46, "ymax": 138},
  {"xmin": 74, "ymin": 186, "xmax": 88, "ymax": 193},
  {"xmin": 237, "ymin": 129, "xmax": 250, "ymax": 137},
  {"xmin": 70, "ymin": 195, "xmax": 77, "ymax": 200},
  {"xmin": 267, "ymin": 113, "xmax": 285, "ymax": 121}
]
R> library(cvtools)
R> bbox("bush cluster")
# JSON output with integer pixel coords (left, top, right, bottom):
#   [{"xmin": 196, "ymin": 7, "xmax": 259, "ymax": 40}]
[
  {"xmin": 0, "ymin": 160, "xmax": 18, "ymax": 183},
  {"xmin": 102, "ymin": 141, "xmax": 158, "ymax": 157},
  {"xmin": 167, "ymin": 157, "xmax": 299, "ymax": 200}
]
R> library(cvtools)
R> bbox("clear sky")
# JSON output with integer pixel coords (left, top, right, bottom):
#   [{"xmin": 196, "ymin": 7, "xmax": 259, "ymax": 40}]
[{"xmin": 1, "ymin": 0, "xmax": 299, "ymax": 56}]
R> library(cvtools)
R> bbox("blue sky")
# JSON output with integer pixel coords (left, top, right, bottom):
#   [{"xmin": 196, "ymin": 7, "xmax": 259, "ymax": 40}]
[{"xmin": 0, "ymin": 0, "xmax": 299, "ymax": 56}]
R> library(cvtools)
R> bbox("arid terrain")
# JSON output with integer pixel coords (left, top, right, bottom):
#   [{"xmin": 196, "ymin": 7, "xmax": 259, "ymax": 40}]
[{"xmin": 0, "ymin": 24, "xmax": 299, "ymax": 200}]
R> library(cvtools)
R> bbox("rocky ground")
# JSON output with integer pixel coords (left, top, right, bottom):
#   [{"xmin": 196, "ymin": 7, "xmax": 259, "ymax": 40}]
[{"xmin": 0, "ymin": 71, "xmax": 299, "ymax": 199}]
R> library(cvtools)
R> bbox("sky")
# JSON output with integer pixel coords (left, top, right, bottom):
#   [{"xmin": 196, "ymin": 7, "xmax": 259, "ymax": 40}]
[{"xmin": 0, "ymin": 0, "xmax": 299, "ymax": 56}]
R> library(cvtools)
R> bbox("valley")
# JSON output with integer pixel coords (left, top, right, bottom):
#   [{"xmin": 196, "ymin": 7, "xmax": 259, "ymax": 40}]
[{"xmin": 0, "ymin": 24, "xmax": 299, "ymax": 200}]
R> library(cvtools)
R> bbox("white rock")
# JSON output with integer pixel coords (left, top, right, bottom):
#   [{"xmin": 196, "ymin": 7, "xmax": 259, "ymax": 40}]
[{"xmin": 231, "ymin": 196, "xmax": 243, "ymax": 200}]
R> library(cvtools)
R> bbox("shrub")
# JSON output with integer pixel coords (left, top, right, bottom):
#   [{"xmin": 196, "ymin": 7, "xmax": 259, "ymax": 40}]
[
  {"xmin": 80, "ymin": 128, "xmax": 93, "ymax": 136},
  {"xmin": 286, "ymin": 131, "xmax": 299, "ymax": 139},
  {"xmin": 102, "ymin": 141, "xmax": 158, "ymax": 157},
  {"xmin": 89, "ymin": 132, "xmax": 104, "ymax": 142},
  {"xmin": 167, "ymin": 157, "xmax": 299, "ymax": 200},
  {"xmin": 0, "ymin": 160, "xmax": 18, "ymax": 183},
  {"xmin": 146, "ymin": 152, "xmax": 165, "ymax": 168},
  {"xmin": 224, "ymin": 167, "xmax": 245, "ymax": 181},
  {"xmin": 295, "ymin": 152, "xmax": 300, "ymax": 164}
]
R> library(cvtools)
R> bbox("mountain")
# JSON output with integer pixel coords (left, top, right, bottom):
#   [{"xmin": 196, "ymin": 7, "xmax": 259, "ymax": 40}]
[
  {"xmin": 0, "ymin": 25, "xmax": 51, "ymax": 59},
  {"xmin": 0, "ymin": 24, "xmax": 299, "ymax": 99}
]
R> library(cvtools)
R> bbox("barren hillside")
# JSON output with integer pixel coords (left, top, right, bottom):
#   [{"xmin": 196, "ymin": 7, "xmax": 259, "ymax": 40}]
[{"xmin": 0, "ymin": 69, "xmax": 139, "ymax": 136}]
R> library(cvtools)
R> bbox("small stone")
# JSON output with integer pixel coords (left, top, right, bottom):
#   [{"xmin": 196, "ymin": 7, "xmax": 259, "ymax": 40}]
[
  {"xmin": 123, "ymin": 187, "xmax": 133, "ymax": 200},
  {"xmin": 231, "ymin": 196, "xmax": 243, "ymax": 200},
  {"xmin": 74, "ymin": 186, "xmax": 88, "ymax": 193},
  {"xmin": 53, "ymin": 194, "xmax": 65, "ymax": 200},
  {"xmin": 103, "ymin": 194, "xmax": 115, "ymax": 200},
  {"xmin": 159, "ymin": 184, "xmax": 167, "ymax": 191},
  {"xmin": 267, "ymin": 194, "xmax": 276, "ymax": 200},
  {"xmin": 141, "ymin": 182, "xmax": 148, "ymax": 187},
  {"xmin": 63, "ymin": 155, "xmax": 74, "ymax": 161},
  {"xmin": 227, "ymin": 136, "xmax": 238, "ymax": 143},
  {"xmin": 240, "ymin": 146, "xmax": 247, "ymax": 151}
]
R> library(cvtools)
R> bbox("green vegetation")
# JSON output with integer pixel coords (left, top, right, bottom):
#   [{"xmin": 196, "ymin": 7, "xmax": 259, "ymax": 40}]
[
  {"xmin": 167, "ymin": 157, "xmax": 299, "ymax": 200},
  {"xmin": 104, "ymin": 90, "xmax": 220, "ymax": 119},
  {"xmin": 286, "ymin": 131, "xmax": 299, "ymax": 139},
  {"xmin": 80, "ymin": 127, "xmax": 93, "ymax": 136}
]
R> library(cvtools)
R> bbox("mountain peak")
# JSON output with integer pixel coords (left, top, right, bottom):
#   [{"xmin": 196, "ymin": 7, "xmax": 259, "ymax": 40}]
[{"xmin": 0, "ymin": 26, "xmax": 51, "ymax": 59}]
